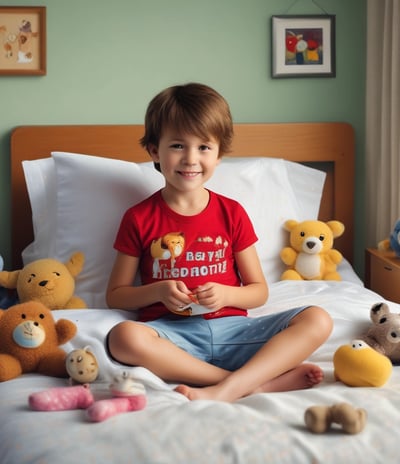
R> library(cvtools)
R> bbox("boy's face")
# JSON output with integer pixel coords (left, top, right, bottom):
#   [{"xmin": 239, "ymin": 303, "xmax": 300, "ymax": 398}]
[{"xmin": 149, "ymin": 128, "xmax": 221, "ymax": 192}]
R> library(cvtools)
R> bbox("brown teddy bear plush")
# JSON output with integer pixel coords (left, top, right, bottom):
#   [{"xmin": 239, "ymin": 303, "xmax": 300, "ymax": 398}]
[
  {"xmin": 361, "ymin": 302, "xmax": 400, "ymax": 363},
  {"xmin": 0, "ymin": 301, "xmax": 77, "ymax": 382},
  {"xmin": 280, "ymin": 219, "xmax": 344, "ymax": 281},
  {"xmin": 305, "ymin": 403, "xmax": 367, "ymax": 434},
  {"xmin": 0, "ymin": 251, "xmax": 86, "ymax": 310}
]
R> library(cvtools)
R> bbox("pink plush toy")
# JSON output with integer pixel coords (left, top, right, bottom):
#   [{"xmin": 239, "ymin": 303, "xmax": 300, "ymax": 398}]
[
  {"xmin": 29, "ymin": 384, "xmax": 94, "ymax": 411},
  {"xmin": 87, "ymin": 372, "xmax": 147, "ymax": 422},
  {"xmin": 28, "ymin": 371, "xmax": 146, "ymax": 421}
]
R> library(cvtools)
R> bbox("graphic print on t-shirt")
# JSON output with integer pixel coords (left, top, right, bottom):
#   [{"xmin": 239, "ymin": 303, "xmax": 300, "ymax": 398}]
[
  {"xmin": 150, "ymin": 231, "xmax": 228, "ymax": 280},
  {"xmin": 150, "ymin": 232, "xmax": 185, "ymax": 276}
]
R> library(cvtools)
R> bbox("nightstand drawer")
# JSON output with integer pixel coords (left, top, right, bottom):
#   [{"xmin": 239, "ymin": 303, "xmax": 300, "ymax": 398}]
[{"xmin": 368, "ymin": 251, "xmax": 400, "ymax": 302}]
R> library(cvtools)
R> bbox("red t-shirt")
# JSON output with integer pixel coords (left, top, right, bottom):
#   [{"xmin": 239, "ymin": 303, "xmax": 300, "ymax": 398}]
[{"xmin": 114, "ymin": 190, "xmax": 258, "ymax": 321}]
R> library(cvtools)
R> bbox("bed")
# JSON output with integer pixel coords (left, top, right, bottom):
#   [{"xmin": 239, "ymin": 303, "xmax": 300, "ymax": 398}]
[{"xmin": 2, "ymin": 122, "xmax": 399, "ymax": 464}]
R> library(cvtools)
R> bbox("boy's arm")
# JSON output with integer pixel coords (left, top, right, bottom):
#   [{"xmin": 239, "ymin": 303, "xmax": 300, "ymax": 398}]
[
  {"xmin": 194, "ymin": 246, "xmax": 269, "ymax": 311},
  {"xmin": 106, "ymin": 252, "xmax": 148, "ymax": 310},
  {"xmin": 233, "ymin": 245, "xmax": 269, "ymax": 309}
]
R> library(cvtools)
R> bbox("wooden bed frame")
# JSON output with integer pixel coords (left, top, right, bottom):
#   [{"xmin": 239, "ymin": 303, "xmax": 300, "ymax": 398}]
[{"xmin": 10, "ymin": 122, "xmax": 355, "ymax": 268}]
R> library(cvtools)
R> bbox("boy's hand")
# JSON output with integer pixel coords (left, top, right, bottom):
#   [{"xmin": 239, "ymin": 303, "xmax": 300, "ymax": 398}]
[
  {"xmin": 161, "ymin": 281, "xmax": 227, "ymax": 316},
  {"xmin": 171, "ymin": 284, "xmax": 228, "ymax": 316},
  {"xmin": 159, "ymin": 280, "xmax": 193, "ymax": 315},
  {"xmin": 192, "ymin": 283, "xmax": 226, "ymax": 311}
]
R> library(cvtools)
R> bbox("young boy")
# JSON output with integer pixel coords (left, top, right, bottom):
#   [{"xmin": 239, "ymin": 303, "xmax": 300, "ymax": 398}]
[{"xmin": 106, "ymin": 82, "xmax": 333, "ymax": 402}]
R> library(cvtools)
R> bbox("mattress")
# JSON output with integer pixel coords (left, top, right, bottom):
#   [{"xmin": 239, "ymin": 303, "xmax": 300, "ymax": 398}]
[{"xmin": 1, "ymin": 269, "xmax": 398, "ymax": 464}]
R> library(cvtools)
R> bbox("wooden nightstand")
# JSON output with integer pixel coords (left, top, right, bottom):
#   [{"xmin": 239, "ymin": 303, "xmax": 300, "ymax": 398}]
[{"xmin": 365, "ymin": 248, "xmax": 400, "ymax": 303}]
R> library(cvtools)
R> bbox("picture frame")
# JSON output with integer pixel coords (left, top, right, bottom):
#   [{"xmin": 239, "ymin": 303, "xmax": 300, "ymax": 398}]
[
  {"xmin": 0, "ymin": 6, "xmax": 46, "ymax": 76},
  {"xmin": 271, "ymin": 15, "xmax": 335, "ymax": 78}
]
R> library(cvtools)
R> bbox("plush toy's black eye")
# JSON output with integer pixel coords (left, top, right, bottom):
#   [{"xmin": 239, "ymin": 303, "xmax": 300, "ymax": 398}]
[
  {"xmin": 21, "ymin": 314, "xmax": 26, "ymax": 319},
  {"xmin": 319, "ymin": 235, "xmax": 325, "ymax": 241},
  {"xmin": 53, "ymin": 272, "xmax": 61, "ymax": 277},
  {"xmin": 379, "ymin": 317, "xmax": 387, "ymax": 324},
  {"xmin": 27, "ymin": 273, "xmax": 36, "ymax": 283},
  {"xmin": 39, "ymin": 314, "xmax": 45, "ymax": 319},
  {"xmin": 300, "ymin": 231, "xmax": 305, "ymax": 237}
]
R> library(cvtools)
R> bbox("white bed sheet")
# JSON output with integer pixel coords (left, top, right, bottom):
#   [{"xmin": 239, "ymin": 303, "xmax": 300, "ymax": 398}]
[{"xmin": 1, "ymin": 278, "xmax": 399, "ymax": 464}]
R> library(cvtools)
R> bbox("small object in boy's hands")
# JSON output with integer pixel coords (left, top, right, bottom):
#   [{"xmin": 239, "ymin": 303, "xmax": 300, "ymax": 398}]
[
  {"xmin": 175, "ymin": 293, "xmax": 199, "ymax": 312},
  {"xmin": 173, "ymin": 292, "xmax": 214, "ymax": 316},
  {"xmin": 177, "ymin": 293, "xmax": 200, "ymax": 312}
]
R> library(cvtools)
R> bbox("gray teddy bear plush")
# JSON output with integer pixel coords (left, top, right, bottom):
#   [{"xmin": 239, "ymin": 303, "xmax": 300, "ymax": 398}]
[{"xmin": 361, "ymin": 302, "xmax": 400, "ymax": 363}]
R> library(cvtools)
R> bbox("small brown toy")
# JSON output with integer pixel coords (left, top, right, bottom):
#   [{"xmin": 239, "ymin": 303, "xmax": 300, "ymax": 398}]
[
  {"xmin": 0, "ymin": 251, "xmax": 86, "ymax": 310},
  {"xmin": 0, "ymin": 301, "xmax": 77, "ymax": 382},
  {"xmin": 304, "ymin": 403, "xmax": 367, "ymax": 434}
]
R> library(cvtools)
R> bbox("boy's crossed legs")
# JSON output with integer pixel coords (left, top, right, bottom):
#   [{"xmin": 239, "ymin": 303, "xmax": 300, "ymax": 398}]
[{"xmin": 107, "ymin": 306, "xmax": 332, "ymax": 403}]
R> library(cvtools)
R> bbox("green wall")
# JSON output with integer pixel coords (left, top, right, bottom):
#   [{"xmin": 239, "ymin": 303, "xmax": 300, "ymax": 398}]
[{"xmin": 0, "ymin": 0, "xmax": 366, "ymax": 274}]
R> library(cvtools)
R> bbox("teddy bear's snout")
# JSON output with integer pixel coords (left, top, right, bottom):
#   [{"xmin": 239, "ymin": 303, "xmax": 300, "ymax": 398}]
[
  {"xmin": 38, "ymin": 279, "xmax": 56, "ymax": 290},
  {"xmin": 302, "ymin": 238, "xmax": 322, "ymax": 254}
]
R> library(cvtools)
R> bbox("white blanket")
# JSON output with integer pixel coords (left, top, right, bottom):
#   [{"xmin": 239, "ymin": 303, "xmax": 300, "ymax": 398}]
[{"xmin": 1, "ymin": 280, "xmax": 399, "ymax": 464}]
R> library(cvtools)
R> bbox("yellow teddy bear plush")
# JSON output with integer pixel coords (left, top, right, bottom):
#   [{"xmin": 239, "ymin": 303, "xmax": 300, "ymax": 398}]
[
  {"xmin": 0, "ymin": 252, "xmax": 86, "ymax": 310},
  {"xmin": 280, "ymin": 219, "xmax": 345, "ymax": 281}
]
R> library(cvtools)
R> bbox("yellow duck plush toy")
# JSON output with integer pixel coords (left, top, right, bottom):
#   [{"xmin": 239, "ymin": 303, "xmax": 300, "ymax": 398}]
[
  {"xmin": 333, "ymin": 340, "xmax": 392, "ymax": 387},
  {"xmin": 280, "ymin": 219, "xmax": 345, "ymax": 281},
  {"xmin": 0, "ymin": 251, "xmax": 86, "ymax": 310}
]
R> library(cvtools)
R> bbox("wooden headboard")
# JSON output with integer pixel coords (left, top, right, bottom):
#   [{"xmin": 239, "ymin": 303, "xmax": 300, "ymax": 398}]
[{"xmin": 10, "ymin": 123, "xmax": 355, "ymax": 268}]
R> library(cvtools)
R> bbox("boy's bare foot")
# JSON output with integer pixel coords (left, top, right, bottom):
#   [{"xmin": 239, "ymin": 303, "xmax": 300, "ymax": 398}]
[
  {"xmin": 257, "ymin": 363, "xmax": 324, "ymax": 393},
  {"xmin": 175, "ymin": 363, "xmax": 323, "ymax": 402}
]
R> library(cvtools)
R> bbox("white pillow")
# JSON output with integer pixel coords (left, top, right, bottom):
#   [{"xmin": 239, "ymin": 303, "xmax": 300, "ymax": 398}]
[
  {"xmin": 284, "ymin": 160, "xmax": 326, "ymax": 219},
  {"xmin": 22, "ymin": 157, "xmax": 57, "ymax": 263},
  {"xmin": 53, "ymin": 153, "xmax": 164, "ymax": 308},
  {"xmin": 23, "ymin": 154, "xmax": 325, "ymax": 308},
  {"xmin": 206, "ymin": 157, "xmax": 325, "ymax": 282}
]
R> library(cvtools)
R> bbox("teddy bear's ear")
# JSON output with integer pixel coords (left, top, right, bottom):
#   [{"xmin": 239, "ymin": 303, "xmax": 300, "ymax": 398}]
[
  {"xmin": 64, "ymin": 252, "xmax": 85, "ymax": 278},
  {"xmin": 370, "ymin": 302, "xmax": 390, "ymax": 323},
  {"xmin": 283, "ymin": 219, "xmax": 299, "ymax": 231},
  {"xmin": 326, "ymin": 220, "xmax": 345, "ymax": 238},
  {"xmin": 0, "ymin": 270, "xmax": 21, "ymax": 289}
]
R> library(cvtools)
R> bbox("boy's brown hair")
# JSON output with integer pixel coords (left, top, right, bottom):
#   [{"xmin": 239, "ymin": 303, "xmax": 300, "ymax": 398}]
[{"xmin": 140, "ymin": 83, "xmax": 233, "ymax": 166}]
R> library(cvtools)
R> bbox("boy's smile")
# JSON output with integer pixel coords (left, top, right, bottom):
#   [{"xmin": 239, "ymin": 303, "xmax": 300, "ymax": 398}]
[{"xmin": 149, "ymin": 128, "xmax": 221, "ymax": 192}]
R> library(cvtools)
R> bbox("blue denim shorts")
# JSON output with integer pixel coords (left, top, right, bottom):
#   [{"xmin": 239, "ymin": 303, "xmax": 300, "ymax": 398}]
[{"xmin": 141, "ymin": 306, "xmax": 308, "ymax": 371}]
